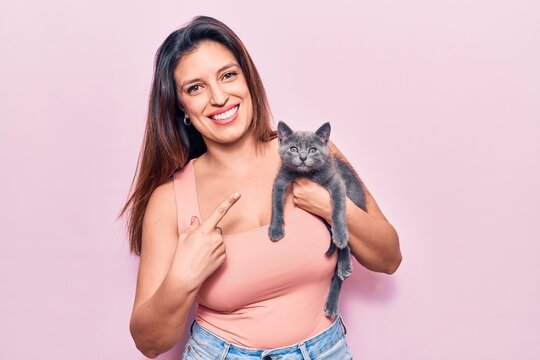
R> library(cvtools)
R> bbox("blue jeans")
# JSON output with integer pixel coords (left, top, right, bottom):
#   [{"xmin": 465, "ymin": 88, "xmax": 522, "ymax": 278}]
[{"xmin": 181, "ymin": 315, "xmax": 353, "ymax": 360}]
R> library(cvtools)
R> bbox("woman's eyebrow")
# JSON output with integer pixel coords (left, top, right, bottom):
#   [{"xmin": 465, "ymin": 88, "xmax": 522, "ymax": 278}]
[{"xmin": 179, "ymin": 63, "xmax": 240, "ymax": 90}]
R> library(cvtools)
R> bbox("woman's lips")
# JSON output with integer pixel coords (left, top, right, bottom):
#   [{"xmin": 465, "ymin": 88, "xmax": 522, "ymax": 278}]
[
  {"xmin": 208, "ymin": 104, "xmax": 239, "ymax": 125},
  {"xmin": 208, "ymin": 103, "xmax": 239, "ymax": 117}
]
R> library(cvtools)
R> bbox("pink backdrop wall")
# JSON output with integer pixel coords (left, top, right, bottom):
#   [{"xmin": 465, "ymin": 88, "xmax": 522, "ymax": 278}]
[{"xmin": 1, "ymin": 0, "xmax": 539, "ymax": 359}]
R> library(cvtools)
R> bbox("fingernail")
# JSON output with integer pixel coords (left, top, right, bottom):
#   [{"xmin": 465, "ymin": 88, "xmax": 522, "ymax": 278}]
[
  {"xmin": 191, "ymin": 216, "xmax": 197, "ymax": 224},
  {"xmin": 233, "ymin": 192, "xmax": 240, "ymax": 200}
]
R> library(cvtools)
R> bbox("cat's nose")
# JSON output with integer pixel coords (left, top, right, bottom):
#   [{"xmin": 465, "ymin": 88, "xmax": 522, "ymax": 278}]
[{"xmin": 299, "ymin": 152, "xmax": 307, "ymax": 161}]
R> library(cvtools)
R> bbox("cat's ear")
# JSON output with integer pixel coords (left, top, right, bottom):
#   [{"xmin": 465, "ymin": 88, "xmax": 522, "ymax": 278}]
[
  {"xmin": 277, "ymin": 121, "xmax": 294, "ymax": 144},
  {"xmin": 315, "ymin": 122, "xmax": 331, "ymax": 144}
]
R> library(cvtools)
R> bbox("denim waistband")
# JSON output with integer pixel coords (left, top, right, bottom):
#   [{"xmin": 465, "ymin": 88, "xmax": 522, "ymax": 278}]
[{"xmin": 187, "ymin": 315, "xmax": 348, "ymax": 360}]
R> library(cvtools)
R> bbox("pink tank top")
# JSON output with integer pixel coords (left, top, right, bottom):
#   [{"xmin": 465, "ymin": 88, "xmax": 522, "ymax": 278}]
[{"xmin": 172, "ymin": 158, "xmax": 337, "ymax": 348}]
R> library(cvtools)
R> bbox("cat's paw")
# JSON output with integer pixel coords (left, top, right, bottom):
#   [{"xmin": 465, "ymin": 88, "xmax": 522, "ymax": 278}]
[
  {"xmin": 324, "ymin": 298, "xmax": 339, "ymax": 320},
  {"xmin": 332, "ymin": 226, "xmax": 349, "ymax": 249},
  {"xmin": 268, "ymin": 222, "xmax": 285, "ymax": 241},
  {"xmin": 337, "ymin": 258, "xmax": 353, "ymax": 280}
]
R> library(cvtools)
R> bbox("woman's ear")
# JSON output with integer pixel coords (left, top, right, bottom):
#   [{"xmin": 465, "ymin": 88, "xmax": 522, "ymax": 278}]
[{"xmin": 177, "ymin": 100, "xmax": 187, "ymax": 115}]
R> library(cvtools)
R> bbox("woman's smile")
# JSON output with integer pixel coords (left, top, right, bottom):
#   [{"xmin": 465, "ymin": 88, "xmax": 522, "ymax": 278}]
[{"xmin": 208, "ymin": 104, "xmax": 239, "ymax": 125}]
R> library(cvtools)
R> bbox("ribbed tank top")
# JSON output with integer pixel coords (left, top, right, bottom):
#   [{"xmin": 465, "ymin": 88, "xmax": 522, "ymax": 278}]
[{"xmin": 172, "ymin": 158, "xmax": 337, "ymax": 349}]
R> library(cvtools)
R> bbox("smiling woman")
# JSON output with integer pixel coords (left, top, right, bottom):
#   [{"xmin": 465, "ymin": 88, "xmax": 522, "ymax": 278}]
[
  {"xmin": 174, "ymin": 41, "xmax": 253, "ymax": 141},
  {"xmin": 119, "ymin": 15, "xmax": 400, "ymax": 360}
]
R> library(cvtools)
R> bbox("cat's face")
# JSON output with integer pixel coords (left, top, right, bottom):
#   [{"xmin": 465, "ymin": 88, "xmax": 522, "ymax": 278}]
[{"xmin": 277, "ymin": 121, "xmax": 331, "ymax": 173}]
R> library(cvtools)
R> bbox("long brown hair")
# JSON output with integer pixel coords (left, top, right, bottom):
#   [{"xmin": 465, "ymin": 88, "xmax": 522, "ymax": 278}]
[{"xmin": 118, "ymin": 16, "xmax": 275, "ymax": 256}]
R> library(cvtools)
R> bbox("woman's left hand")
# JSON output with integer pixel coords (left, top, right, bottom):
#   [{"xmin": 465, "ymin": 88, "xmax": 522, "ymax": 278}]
[{"xmin": 291, "ymin": 177, "xmax": 332, "ymax": 222}]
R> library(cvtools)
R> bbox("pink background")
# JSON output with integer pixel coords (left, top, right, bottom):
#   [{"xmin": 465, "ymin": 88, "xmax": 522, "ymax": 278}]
[{"xmin": 1, "ymin": 0, "xmax": 539, "ymax": 359}]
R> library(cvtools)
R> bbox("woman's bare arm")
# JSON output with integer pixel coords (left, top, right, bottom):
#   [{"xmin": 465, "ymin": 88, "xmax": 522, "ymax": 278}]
[
  {"xmin": 330, "ymin": 142, "xmax": 402, "ymax": 274},
  {"xmin": 129, "ymin": 182, "xmax": 239, "ymax": 358},
  {"xmin": 129, "ymin": 180, "xmax": 197, "ymax": 358}
]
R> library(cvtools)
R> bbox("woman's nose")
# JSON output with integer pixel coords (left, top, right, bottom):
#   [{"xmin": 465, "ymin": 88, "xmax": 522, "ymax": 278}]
[{"xmin": 209, "ymin": 84, "xmax": 229, "ymax": 106}]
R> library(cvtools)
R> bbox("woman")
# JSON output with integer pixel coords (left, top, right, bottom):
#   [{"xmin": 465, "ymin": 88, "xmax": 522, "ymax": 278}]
[{"xmin": 120, "ymin": 16, "xmax": 402, "ymax": 359}]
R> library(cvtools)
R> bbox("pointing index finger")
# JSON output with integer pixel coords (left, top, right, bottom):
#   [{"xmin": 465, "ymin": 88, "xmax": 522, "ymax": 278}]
[{"xmin": 201, "ymin": 192, "xmax": 241, "ymax": 232}]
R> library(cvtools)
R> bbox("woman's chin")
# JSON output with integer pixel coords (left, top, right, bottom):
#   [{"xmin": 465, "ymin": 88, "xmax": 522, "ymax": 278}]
[{"xmin": 210, "ymin": 123, "xmax": 253, "ymax": 144}]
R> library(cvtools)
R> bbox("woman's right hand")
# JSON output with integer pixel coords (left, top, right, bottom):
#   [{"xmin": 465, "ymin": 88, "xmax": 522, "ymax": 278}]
[{"xmin": 171, "ymin": 192, "xmax": 241, "ymax": 288}]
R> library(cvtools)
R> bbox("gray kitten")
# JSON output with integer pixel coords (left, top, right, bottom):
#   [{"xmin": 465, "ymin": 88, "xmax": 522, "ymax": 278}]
[{"xmin": 268, "ymin": 121, "xmax": 366, "ymax": 319}]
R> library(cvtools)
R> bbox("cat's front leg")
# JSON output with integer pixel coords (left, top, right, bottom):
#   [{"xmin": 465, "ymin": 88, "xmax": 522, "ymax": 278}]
[
  {"xmin": 329, "ymin": 178, "xmax": 349, "ymax": 249},
  {"xmin": 268, "ymin": 175, "xmax": 291, "ymax": 241},
  {"xmin": 337, "ymin": 246, "xmax": 353, "ymax": 280}
]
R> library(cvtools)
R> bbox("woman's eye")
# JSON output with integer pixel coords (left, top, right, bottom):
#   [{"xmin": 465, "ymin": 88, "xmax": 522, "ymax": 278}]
[
  {"xmin": 309, "ymin": 148, "xmax": 317, "ymax": 153},
  {"xmin": 187, "ymin": 84, "xmax": 201, "ymax": 94},
  {"xmin": 290, "ymin": 146, "xmax": 298, "ymax": 152},
  {"xmin": 223, "ymin": 71, "xmax": 237, "ymax": 80}
]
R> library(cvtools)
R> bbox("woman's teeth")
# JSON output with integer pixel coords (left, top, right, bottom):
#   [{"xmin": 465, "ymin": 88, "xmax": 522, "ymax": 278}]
[{"xmin": 211, "ymin": 105, "xmax": 238, "ymax": 120}]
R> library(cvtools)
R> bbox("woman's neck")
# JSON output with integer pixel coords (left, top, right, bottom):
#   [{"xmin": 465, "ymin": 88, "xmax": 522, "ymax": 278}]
[{"xmin": 201, "ymin": 132, "xmax": 271, "ymax": 174}]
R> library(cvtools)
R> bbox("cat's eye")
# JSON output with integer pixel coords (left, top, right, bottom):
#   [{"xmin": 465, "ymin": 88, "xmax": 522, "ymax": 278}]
[
  {"xmin": 290, "ymin": 146, "xmax": 298, "ymax": 152},
  {"xmin": 309, "ymin": 148, "xmax": 317, "ymax": 153}
]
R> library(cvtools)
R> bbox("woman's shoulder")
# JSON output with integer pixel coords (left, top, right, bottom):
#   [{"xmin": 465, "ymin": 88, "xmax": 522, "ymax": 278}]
[
  {"xmin": 171, "ymin": 158, "xmax": 197, "ymax": 182},
  {"xmin": 259, "ymin": 137, "xmax": 283, "ymax": 174},
  {"xmin": 142, "ymin": 179, "xmax": 177, "ymax": 248},
  {"xmin": 262, "ymin": 136, "xmax": 280, "ymax": 159},
  {"xmin": 143, "ymin": 178, "xmax": 178, "ymax": 237}
]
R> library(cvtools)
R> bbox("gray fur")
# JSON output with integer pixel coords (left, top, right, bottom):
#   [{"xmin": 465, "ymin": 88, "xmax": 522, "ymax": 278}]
[{"xmin": 268, "ymin": 121, "xmax": 366, "ymax": 319}]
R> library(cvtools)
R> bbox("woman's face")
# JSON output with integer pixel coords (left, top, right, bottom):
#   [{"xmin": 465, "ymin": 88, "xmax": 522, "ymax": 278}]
[{"xmin": 174, "ymin": 41, "xmax": 254, "ymax": 145}]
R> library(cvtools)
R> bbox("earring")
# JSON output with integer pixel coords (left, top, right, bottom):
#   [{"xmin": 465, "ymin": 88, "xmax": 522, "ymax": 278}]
[{"xmin": 183, "ymin": 114, "xmax": 191, "ymax": 126}]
